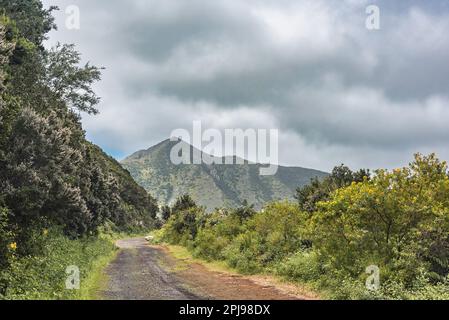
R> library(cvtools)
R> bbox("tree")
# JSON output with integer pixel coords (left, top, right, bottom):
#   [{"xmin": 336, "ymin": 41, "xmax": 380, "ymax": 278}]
[
  {"xmin": 233, "ymin": 200, "xmax": 256, "ymax": 222},
  {"xmin": 0, "ymin": 0, "xmax": 57, "ymax": 48},
  {"xmin": 161, "ymin": 205, "xmax": 172, "ymax": 222},
  {"xmin": 310, "ymin": 154, "xmax": 449, "ymax": 283},
  {"xmin": 44, "ymin": 44, "xmax": 103, "ymax": 114},
  {"xmin": 0, "ymin": 0, "xmax": 157, "ymax": 256},
  {"xmin": 296, "ymin": 165, "xmax": 370, "ymax": 213},
  {"xmin": 0, "ymin": 20, "xmax": 14, "ymax": 90},
  {"xmin": 172, "ymin": 194, "xmax": 197, "ymax": 214},
  {"xmin": 246, "ymin": 202, "xmax": 308, "ymax": 264}
]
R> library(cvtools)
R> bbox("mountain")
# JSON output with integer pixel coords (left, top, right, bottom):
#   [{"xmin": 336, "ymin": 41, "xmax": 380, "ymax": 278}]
[{"xmin": 121, "ymin": 139, "xmax": 328, "ymax": 210}]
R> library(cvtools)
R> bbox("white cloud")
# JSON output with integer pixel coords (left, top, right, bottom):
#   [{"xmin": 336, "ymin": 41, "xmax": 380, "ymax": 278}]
[{"xmin": 42, "ymin": 0, "xmax": 449, "ymax": 171}]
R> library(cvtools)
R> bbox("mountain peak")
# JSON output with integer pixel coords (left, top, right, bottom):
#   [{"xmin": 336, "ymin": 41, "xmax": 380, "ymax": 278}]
[
  {"xmin": 122, "ymin": 140, "xmax": 328, "ymax": 210},
  {"xmin": 125, "ymin": 138, "xmax": 251, "ymax": 165}
]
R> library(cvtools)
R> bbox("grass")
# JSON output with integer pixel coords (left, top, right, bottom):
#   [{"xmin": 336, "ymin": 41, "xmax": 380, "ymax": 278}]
[
  {"xmin": 78, "ymin": 248, "xmax": 118, "ymax": 300},
  {"xmin": 149, "ymin": 228, "xmax": 238, "ymax": 274},
  {"xmin": 0, "ymin": 229, "xmax": 158, "ymax": 300},
  {"xmin": 0, "ymin": 234, "xmax": 118, "ymax": 300},
  {"xmin": 166, "ymin": 245, "xmax": 238, "ymax": 274}
]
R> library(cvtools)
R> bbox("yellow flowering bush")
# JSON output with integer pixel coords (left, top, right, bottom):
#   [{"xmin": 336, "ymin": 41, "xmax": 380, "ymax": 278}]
[{"xmin": 312, "ymin": 153, "xmax": 449, "ymax": 284}]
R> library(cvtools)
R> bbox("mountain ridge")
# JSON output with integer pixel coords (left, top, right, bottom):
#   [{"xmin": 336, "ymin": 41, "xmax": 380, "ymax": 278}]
[{"xmin": 121, "ymin": 139, "xmax": 328, "ymax": 210}]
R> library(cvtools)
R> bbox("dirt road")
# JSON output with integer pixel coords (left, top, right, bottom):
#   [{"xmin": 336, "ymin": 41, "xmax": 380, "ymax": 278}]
[{"xmin": 101, "ymin": 238, "xmax": 312, "ymax": 300}]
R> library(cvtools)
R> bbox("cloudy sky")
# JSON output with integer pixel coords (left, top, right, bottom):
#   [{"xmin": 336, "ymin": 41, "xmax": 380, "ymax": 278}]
[{"xmin": 42, "ymin": 0, "xmax": 449, "ymax": 171}]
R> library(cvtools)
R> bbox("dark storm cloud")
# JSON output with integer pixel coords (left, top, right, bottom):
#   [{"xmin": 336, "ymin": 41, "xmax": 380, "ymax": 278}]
[{"xmin": 42, "ymin": 0, "xmax": 449, "ymax": 170}]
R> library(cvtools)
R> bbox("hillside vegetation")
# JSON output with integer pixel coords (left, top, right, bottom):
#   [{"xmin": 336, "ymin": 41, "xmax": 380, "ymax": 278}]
[
  {"xmin": 0, "ymin": 0, "xmax": 157, "ymax": 298},
  {"xmin": 159, "ymin": 154, "xmax": 449, "ymax": 299},
  {"xmin": 122, "ymin": 139, "xmax": 328, "ymax": 210}
]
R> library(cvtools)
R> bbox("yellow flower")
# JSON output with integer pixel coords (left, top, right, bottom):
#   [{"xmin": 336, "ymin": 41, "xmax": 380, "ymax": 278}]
[
  {"xmin": 43, "ymin": 229, "xmax": 49, "ymax": 236},
  {"xmin": 9, "ymin": 242, "xmax": 17, "ymax": 251}
]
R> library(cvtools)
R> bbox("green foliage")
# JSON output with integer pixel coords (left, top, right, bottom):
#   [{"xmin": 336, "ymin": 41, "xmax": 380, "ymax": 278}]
[
  {"xmin": 311, "ymin": 154, "xmax": 449, "ymax": 284},
  {"xmin": 193, "ymin": 209, "xmax": 244, "ymax": 261},
  {"xmin": 0, "ymin": 18, "xmax": 14, "ymax": 90},
  {"xmin": 172, "ymin": 194, "xmax": 197, "ymax": 214},
  {"xmin": 84, "ymin": 143, "xmax": 158, "ymax": 232},
  {"xmin": 233, "ymin": 200, "xmax": 256, "ymax": 222},
  {"xmin": 0, "ymin": 0, "xmax": 56, "ymax": 48},
  {"xmin": 0, "ymin": 228, "xmax": 116, "ymax": 300},
  {"xmin": 45, "ymin": 44, "xmax": 102, "ymax": 114},
  {"xmin": 276, "ymin": 250, "xmax": 324, "ymax": 283},
  {"xmin": 162, "ymin": 200, "xmax": 309, "ymax": 273},
  {"xmin": 0, "ymin": 205, "xmax": 12, "ymax": 272},
  {"xmin": 160, "ymin": 205, "xmax": 172, "ymax": 222},
  {"xmin": 224, "ymin": 202, "xmax": 308, "ymax": 272},
  {"xmin": 296, "ymin": 164, "xmax": 370, "ymax": 213},
  {"xmin": 160, "ymin": 155, "xmax": 449, "ymax": 300},
  {"xmin": 0, "ymin": 0, "xmax": 158, "ymax": 298}
]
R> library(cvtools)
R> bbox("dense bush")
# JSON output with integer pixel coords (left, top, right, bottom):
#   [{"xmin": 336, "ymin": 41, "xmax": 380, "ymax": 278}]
[
  {"xmin": 193, "ymin": 210, "xmax": 243, "ymax": 261},
  {"xmin": 0, "ymin": 1, "xmax": 157, "ymax": 298},
  {"xmin": 296, "ymin": 164, "xmax": 370, "ymax": 213},
  {"xmin": 223, "ymin": 202, "xmax": 308, "ymax": 273},
  {"xmin": 0, "ymin": 228, "xmax": 116, "ymax": 299},
  {"xmin": 276, "ymin": 250, "xmax": 324, "ymax": 283},
  {"xmin": 160, "ymin": 154, "xmax": 449, "ymax": 299},
  {"xmin": 159, "ymin": 195, "xmax": 200, "ymax": 245},
  {"xmin": 311, "ymin": 154, "xmax": 449, "ymax": 284},
  {"xmin": 163, "ymin": 201, "xmax": 309, "ymax": 273}
]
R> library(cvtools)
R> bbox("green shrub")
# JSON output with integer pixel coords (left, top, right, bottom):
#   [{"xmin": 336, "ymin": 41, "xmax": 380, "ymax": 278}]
[
  {"xmin": 223, "ymin": 232, "xmax": 264, "ymax": 274},
  {"xmin": 0, "ymin": 229, "xmax": 116, "ymax": 300},
  {"xmin": 159, "ymin": 155, "xmax": 449, "ymax": 300},
  {"xmin": 193, "ymin": 210, "xmax": 244, "ymax": 261},
  {"xmin": 311, "ymin": 154, "xmax": 449, "ymax": 283},
  {"xmin": 276, "ymin": 250, "xmax": 323, "ymax": 283},
  {"xmin": 193, "ymin": 228, "xmax": 229, "ymax": 261},
  {"xmin": 247, "ymin": 202, "xmax": 308, "ymax": 265},
  {"xmin": 0, "ymin": 206, "xmax": 13, "ymax": 268},
  {"xmin": 161, "ymin": 209, "xmax": 199, "ymax": 246}
]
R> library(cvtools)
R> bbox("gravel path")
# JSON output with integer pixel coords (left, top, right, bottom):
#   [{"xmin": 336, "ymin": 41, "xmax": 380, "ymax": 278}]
[
  {"xmin": 101, "ymin": 237, "xmax": 312, "ymax": 300},
  {"xmin": 101, "ymin": 238, "xmax": 202, "ymax": 300}
]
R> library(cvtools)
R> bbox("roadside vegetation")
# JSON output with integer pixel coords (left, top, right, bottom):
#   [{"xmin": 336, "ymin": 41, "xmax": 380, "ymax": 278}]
[
  {"xmin": 158, "ymin": 154, "xmax": 449, "ymax": 300},
  {"xmin": 1, "ymin": 228, "xmax": 117, "ymax": 300},
  {"xmin": 0, "ymin": 1, "xmax": 157, "ymax": 299}
]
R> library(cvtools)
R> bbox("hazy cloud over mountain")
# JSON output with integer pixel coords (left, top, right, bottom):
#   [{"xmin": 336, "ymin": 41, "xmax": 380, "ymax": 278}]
[{"xmin": 43, "ymin": 0, "xmax": 449, "ymax": 171}]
